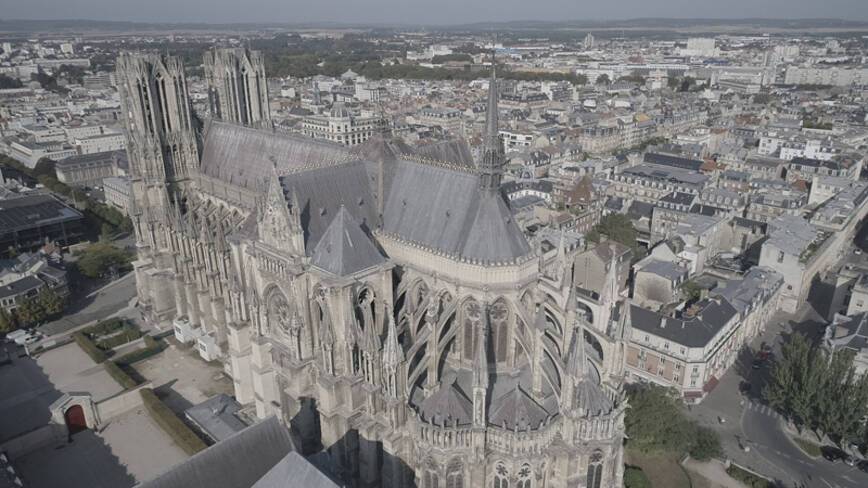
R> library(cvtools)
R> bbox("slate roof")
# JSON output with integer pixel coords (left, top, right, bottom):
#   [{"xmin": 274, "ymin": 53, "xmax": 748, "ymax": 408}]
[
  {"xmin": 637, "ymin": 259, "xmax": 687, "ymax": 282},
  {"xmin": 413, "ymin": 139, "xmax": 476, "ymax": 168},
  {"xmin": 138, "ymin": 416, "xmax": 294, "ymax": 488},
  {"xmin": 251, "ymin": 452, "xmax": 341, "ymax": 488},
  {"xmin": 417, "ymin": 374, "xmax": 474, "ymax": 426},
  {"xmin": 575, "ymin": 378, "xmax": 614, "ymax": 417},
  {"xmin": 279, "ymin": 161, "xmax": 378, "ymax": 253},
  {"xmin": 488, "ymin": 384, "xmax": 551, "ymax": 430},
  {"xmin": 715, "ymin": 267, "xmax": 782, "ymax": 315},
  {"xmin": 200, "ymin": 121, "xmax": 351, "ymax": 191},
  {"xmin": 310, "ymin": 206, "xmax": 386, "ymax": 276},
  {"xmin": 765, "ymin": 214, "xmax": 817, "ymax": 256},
  {"xmin": 382, "ymin": 159, "xmax": 530, "ymax": 262},
  {"xmin": 827, "ymin": 313, "xmax": 868, "ymax": 353},
  {"xmin": 629, "ymin": 299, "xmax": 739, "ymax": 348},
  {"xmin": 660, "ymin": 191, "xmax": 696, "ymax": 207},
  {"xmin": 643, "ymin": 152, "xmax": 704, "ymax": 172}
]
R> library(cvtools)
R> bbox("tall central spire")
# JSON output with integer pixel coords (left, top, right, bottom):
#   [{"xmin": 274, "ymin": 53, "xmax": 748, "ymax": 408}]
[{"xmin": 479, "ymin": 49, "xmax": 504, "ymax": 194}]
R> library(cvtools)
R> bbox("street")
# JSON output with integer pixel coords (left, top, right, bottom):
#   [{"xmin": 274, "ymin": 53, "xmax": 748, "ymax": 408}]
[
  {"xmin": 689, "ymin": 229, "xmax": 868, "ymax": 488},
  {"xmin": 37, "ymin": 272, "xmax": 137, "ymax": 337}
]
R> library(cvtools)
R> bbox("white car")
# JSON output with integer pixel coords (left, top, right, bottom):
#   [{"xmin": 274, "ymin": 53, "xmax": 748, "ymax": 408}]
[
  {"xmin": 6, "ymin": 330, "xmax": 27, "ymax": 343},
  {"xmin": 14, "ymin": 331, "xmax": 43, "ymax": 346}
]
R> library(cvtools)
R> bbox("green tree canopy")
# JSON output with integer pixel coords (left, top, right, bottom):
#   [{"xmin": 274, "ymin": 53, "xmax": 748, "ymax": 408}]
[
  {"xmin": 75, "ymin": 242, "xmax": 132, "ymax": 279},
  {"xmin": 625, "ymin": 384, "xmax": 722, "ymax": 460},
  {"xmin": 592, "ymin": 213, "xmax": 638, "ymax": 250}
]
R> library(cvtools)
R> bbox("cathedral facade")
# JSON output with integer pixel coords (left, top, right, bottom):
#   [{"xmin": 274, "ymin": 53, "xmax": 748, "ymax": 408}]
[{"xmin": 118, "ymin": 48, "xmax": 628, "ymax": 488}]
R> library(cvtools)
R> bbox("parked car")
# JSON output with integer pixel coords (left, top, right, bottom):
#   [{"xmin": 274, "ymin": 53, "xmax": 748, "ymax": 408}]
[
  {"xmin": 14, "ymin": 331, "xmax": 43, "ymax": 346},
  {"xmin": 858, "ymin": 459, "xmax": 868, "ymax": 473},
  {"xmin": 5, "ymin": 330, "xmax": 27, "ymax": 344},
  {"xmin": 821, "ymin": 446, "xmax": 856, "ymax": 466}
]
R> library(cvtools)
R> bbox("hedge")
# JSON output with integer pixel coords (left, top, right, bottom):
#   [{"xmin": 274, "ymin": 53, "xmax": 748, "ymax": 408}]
[
  {"xmin": 95, "ymin": 325, "xmax": 142, "ymax": 350},
  {"xmin": 104, "ymin": 360, "xmax": 138, "ymax": 389},
  {"xmin": 84, "ymin": 318, "xmax": 126, "ymax": 336},
  {"xmin": 140, "ymin": 388, "xmax": 207, "ymax": 455},
  {"xmin": 726, "ymin": 464, "xmax": 774, "ymax": 488},
  {"xmin": 72, "ymin": 331, "xmax": 107, "ymax": 363},
  {"xmin": 114, "ymin": 336, "xmax": 164, "ymax": 365}
]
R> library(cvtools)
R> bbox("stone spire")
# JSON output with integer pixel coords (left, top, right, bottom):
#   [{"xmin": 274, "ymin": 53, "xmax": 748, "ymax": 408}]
[
  {"xmin": 383, "ymin": 314, "xmax": 403, "ymax": 371},
  {"xmin": 479, "ymin": 51, "xmax": 504, "ymax": 194},
  {"xmin": 382, "ymin": 314, "xmax": 403, "ymax": 400},
  {"xmin": 567, "ymin": 322, "xmax": 587, "ymax": 380}
]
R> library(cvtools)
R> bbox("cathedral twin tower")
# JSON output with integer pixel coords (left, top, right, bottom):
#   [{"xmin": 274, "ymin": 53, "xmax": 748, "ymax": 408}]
[{"xmin": 117, "ymin": 47, "xmax": 627, "ymax": 488}]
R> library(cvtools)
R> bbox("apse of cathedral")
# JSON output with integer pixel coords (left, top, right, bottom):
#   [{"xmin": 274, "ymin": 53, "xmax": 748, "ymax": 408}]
[{"xmin": 117, "ymin": 48, "xmax": 628, "ymax": 488}]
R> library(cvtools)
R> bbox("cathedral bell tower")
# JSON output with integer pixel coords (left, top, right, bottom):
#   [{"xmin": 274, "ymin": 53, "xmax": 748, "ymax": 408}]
[{"xmin": 204, "ymin": 48, "xmax": 271, "ymax": 128}]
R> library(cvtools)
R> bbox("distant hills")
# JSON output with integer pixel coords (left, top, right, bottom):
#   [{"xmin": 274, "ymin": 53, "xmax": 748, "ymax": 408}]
[{"xmin": 1, "ymin": 17, "xmax": 868, "ymax": 35}]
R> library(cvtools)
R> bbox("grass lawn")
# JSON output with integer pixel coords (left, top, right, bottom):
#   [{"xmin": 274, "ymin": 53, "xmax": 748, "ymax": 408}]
[
  {"xmin": 626, "ymin": 448, "xmax": 692, "ymax": 488},
  {"xmin": 791, "ymin": 436, "xmax": 822, "ymax": 457}
]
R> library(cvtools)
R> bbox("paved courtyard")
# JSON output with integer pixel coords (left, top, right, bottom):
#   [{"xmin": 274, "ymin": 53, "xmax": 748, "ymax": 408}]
[
  {"xmin": 132, "ymin": 340, "xmax": 233, "ymax": 413},
  {"xmin": 14, "ymin": 408, "xmax": 187, "ymax": 488},
  {"xmin": 0, "ymin": 342, "xmax": 123, "ymax": 441}
]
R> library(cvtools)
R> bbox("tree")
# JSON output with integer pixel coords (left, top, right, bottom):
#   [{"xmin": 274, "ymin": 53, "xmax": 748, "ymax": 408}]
[
  {"xmin": 0, "ymin": 74, "xmax": 23, "ymax": 89},
  {"xmin": 32, "ymin": 158, "xmax": 56, "ymax": 178},
  {"xmin": 690, "ymin": 426, "xmax": 723, "ymax": 461},
  {"xmin": 15, "ymin": 294, "xmax": 45, "ymax": 327},
  {"xmin": 814, "ymin": 350, "xmax": 868, "ymax": 444},
  {"xmin": 0, "ymin": 309, "xmax": 16, "ymax": 333},
  {"xmin": 37, "ymin": 288, "xmax": 65, "ymax": 317},
  {"xmin": 592, "ymin": 213, "xmax": 638, "ymax": 250},
  {"xmin": 764, "ymin": 333, "xmax": 827, "ymax": 429},
  {"xmin": 680, "ymin": 280, "xmax": 703, "ymax": 302},
  {"xmin": 75, "ymin": 242, "xmax": 132, "ymax": 279},
  {"xmin": 626, "ymin": 384, "xmax": 723, "ymax": 460},
  {"xmin": 595, "ymin": 74, "xmax": 611, "ymax": 85},
  {"xmin": 625, "ymin": 385, "xmax": 694, "ymax": 454},
  {"xmin": 623, "ymin": 466, "xmax": 651, "ymax": 488}
]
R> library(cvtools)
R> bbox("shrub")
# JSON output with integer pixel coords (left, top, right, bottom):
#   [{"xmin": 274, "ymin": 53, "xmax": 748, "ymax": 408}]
[
  {"xmin": 140, "ymin": 388, "xmax": 207, "ymax": 455},
  {"xmin": 72, "ymin": 331, "xmax": 107, "ymax": 363},
  {"xmin": 85, "ymin": 318, "xmax": 125, "ymax": 336},
  {"xmin": 726, "ymin": 464, "xmax": 773, "ymax": 488},
  {"xmin": 624, "ymin": 466, "xmax": 652, "ymax": 488},
  {"xmin": 95, "ymin": 325, "xmax": 142, "ymax": 350},
  {"xmin": 104, "ymin": 361, "xmax": 138, "ymax": 389}
]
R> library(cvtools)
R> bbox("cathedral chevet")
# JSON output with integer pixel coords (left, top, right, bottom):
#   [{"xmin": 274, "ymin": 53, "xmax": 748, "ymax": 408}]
[{"xmin": 117, "ymin": 47, "xmax": 628, "ymax": 488}]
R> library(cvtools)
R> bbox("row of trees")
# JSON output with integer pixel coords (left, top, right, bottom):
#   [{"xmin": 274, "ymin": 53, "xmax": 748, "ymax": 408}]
[
  {"xmin": 269, "ymin": 56, "xmax": 590, "ymax": 85},
  {"xmin": 625, "ymin": 384, "xmax": 723, "ymax": 461},
  {"xmin": 0, "ymin": 287, "xmax": 66, "ymax": 333},
  {"xmin": 764, "ymin": 333, "xmax": 868, "ymax": 446}
]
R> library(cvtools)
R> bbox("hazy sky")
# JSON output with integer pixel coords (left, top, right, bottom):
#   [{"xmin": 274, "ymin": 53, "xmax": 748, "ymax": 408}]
[{"xmin": 4, "ymin": 0, "xmax": 868, "ymax": 25}]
